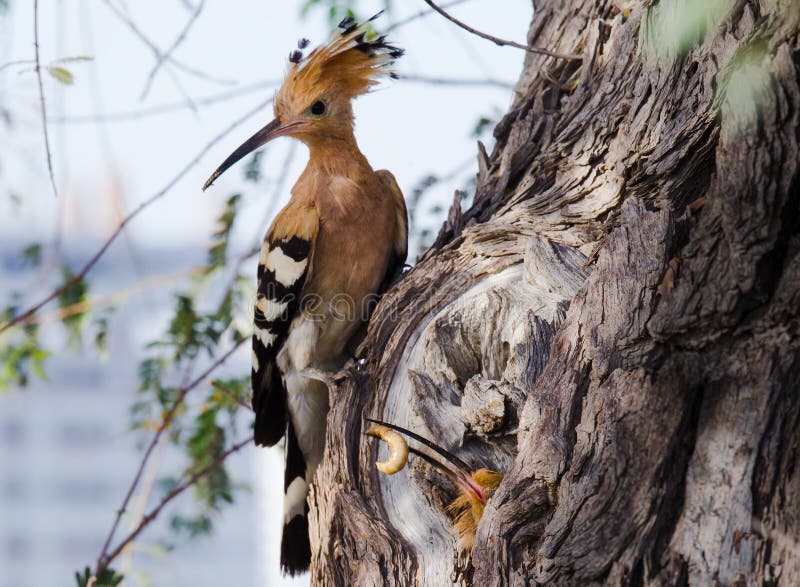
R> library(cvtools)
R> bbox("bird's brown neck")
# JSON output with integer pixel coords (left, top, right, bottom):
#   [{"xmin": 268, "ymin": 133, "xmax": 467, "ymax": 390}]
[{"xmin": 306, "ymin": 133, "xmax": 370, "ymax": 176}]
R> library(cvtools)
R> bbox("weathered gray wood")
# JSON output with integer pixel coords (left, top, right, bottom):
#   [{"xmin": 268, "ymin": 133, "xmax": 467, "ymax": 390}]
[{"xmin": 310, "ymin": 1, "xmax": 800, "ymax": 584}]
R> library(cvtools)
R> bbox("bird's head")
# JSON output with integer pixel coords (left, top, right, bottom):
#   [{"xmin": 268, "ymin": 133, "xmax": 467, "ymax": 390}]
[{"xmin": 203, "ymin": 13, "xmax": 403, "ymax": 190}]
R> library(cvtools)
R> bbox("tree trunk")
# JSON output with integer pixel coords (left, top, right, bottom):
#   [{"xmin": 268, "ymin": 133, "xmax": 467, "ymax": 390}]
[{"xmin": 308, "ymin": 1, "xmax": 800, "ymax": 584}]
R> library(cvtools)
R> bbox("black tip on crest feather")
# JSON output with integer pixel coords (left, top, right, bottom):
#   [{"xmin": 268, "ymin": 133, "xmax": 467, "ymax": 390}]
[
  {"xmin": 338, "ymin": 15, "xmax": 356, "ymax": 30},
  {"xmin": 297, "ymin": 37, "xmax": 309, "ymax": 49},
  {"xmin": 289, "ymin": 50, "xmax": 302, "ymax": 64}
]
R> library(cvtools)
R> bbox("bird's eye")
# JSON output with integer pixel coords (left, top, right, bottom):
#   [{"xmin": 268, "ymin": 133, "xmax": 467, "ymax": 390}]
[{"xmin": 310, "ymin": 100, "xmax": 326, "ymax": 115}]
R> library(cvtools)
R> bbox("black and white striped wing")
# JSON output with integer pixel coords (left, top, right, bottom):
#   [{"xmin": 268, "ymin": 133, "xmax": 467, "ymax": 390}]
[{"xmin": 251, "ymin": 235, "xmax": 313, "ymax": 447}]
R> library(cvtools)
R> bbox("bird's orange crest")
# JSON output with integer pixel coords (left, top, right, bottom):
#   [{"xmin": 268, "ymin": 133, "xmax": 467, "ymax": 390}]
[{"xmin": 276, "ymin": 12, "xmax": 403, "ymax": 112}]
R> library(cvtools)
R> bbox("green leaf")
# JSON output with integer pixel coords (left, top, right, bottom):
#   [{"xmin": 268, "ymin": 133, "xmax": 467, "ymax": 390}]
[
  {"xmin": 21, "ymin": 243, "xmax": 42, "ymax": 268},
  {"xmin": 243, "ymin": 149, "xmax": 265, "ymax": 183},
  {"xmin": 185, "ymin": 405, "xmax": 233, "ymax": 509},
  {"xmin": 210, "ymin": 376, "xmax": 249, "ymax": 413},
  {"xmin": 643, "ymin": 0, "xmax": 731, "ymax": 60},
  {"xmin": 720, "ymin": 41, "xmax": 770, "ymax": 126},
  {"xmin": 57, "ymin": 265, "xmax": 90, "ymax": 346},
  {"xmin": 170, "ymin": 513, "xmax": 213, "ymax": 538},
  {"xmin": 299, "ymin": 0, "xmax": 371, "ymax": 27},
  {"xmin": 165, "ymin": 294, "xmax": 202, "ymax": 361},
  {"xmin": 53, "ymin": 55, "xmax": 93, "ymax": 64},
  {"xmin": 47, "ymin": 65, "xmax": 74, "ymax": 85},
  {"xmin": 0, "ymin": 324, "xmax": 50, "ymax": 391},
  {"xmin": 74, "ymin": 566, "xmax": 124, "ymax": 587},
  {"xmin": 207, "ymin": 194, "xmax": 241, "ymax": 268},
  {"xmin": 93, "ymin": 308, "xmax": 115, "ymax": 359}
]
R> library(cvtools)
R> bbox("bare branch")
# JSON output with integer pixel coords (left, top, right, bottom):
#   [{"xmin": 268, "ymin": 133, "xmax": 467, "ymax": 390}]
[
  {"xmin": 33, "ymin": 0, "xmax": 59, "ymax": 199},
  {"xmin": 96, "ymin": 433, "xmax": 253, "ymax": 576},
  {"xmin": 101, "ymin": 0, "xmax": 235, "ymax": 87},
  {"xmin": 95, "ymin": 340, "xmax": 247, "ymax": 575},
  {"xmin": 51, "ymin": 79, "xmax": 279, "ymax": 124},
  {"xmin": 210, "ymin": 380, "xmax": 253, "ymax": 412},
  {"xmin": 385, "ymin": 0, "xmax": 471, "ymax": 33},
  {"xmin": 0, "ymin": 59, "xmax": 35, "ymax": 73},
  {"xmin": 421, "ymin": 0, "xmax": 582, "ymax": 60},
  {"xmin": 140, "ymin": 0, "xmax": 206, "ymax": 100},
  {"xmin": 397, "ymin": 73, "xmax": 514, "ymax": 90},
  {"xmin": 0, "ymin": 96, "xmax": 274, "ymax": 335},
  {"xmin": 31, "ymin": 268, "xmax": 204, "ymax": 328}
]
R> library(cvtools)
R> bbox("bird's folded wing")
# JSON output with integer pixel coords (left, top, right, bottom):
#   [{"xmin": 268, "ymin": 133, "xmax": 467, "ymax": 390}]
[
  {"xmin": 251, "ymin": 206, "xmax": 319, "ymax": 446},
  {"xmin": 376, "ymin": 169, "xmax": 408, "ymax": 293}
]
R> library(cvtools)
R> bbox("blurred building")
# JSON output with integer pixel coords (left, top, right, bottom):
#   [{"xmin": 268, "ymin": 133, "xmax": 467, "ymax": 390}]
[{"xmin": 0, "ymin": 246, "xmax": 303, "ymax": 587}]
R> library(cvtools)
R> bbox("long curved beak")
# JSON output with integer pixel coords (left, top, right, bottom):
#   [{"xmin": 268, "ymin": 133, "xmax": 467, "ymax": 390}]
[
  {"xmin": 366, "ymin": 418, "xmax": 486, "ymax": 502},
  {"xmin": 202, "ymin": 117, "xmax": 304, "ymax": 191}
]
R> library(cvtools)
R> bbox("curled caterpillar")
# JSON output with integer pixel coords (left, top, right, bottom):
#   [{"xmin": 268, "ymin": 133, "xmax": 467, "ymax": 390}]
[{"xmin": 365, "ymin": 424, "xmax": 409, "ymax": 474}]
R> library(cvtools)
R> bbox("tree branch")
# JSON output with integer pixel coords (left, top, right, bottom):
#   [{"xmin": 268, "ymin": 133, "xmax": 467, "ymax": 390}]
[
  {"xmin": 96, "ymin": 433, "xmax": 253, "ymax": 577},
  {"xmin": 0, "ymin": 58, "xmax": 35, "ymax": 73},
  {"xmin": 31, "ymin": 268, "xmax": 203, "ymax": 328},
  {"xmin": 94, "ymin": 339, "xmax": 246, "ymax": 576},
  {"xmin": 0, "ymin": 96, "xmax": 274, "ymax": 335},
  {"xmin": 101, "ymin": 0, "xmax": 234, "ymax": 87},
  {"xmin": 140, "ymin": 0, "xmax": 206, "ymax": 100},
  {"xmin": 421, "ymin": 0, "xmax": 582, "ymax": 60},
  {"xmin": 51, "ymin": 79, "xmax": 279, "ymax": 124},
  {"xmin": 385, "ymin": 0, "xmax": 471, "ymax": 33},
  {"xmin": 33, "ymin": 0, "xmax": 59, "ymax": 199},
  {"xmin": 210, "ymin": 380, "xmax": 253, "ymax": 412},
  {"xmin": 397, "ymin": 73, "xmax": 514, "ymax": 90}
]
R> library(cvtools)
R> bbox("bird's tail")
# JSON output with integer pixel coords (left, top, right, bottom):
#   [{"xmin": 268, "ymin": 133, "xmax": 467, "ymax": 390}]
[{"xmin": 281, "ymin": 421, "xmax": 311, "ymax": 575}]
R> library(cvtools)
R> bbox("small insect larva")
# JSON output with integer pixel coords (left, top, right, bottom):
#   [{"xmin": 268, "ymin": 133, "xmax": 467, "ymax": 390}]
[{"xmin": 365, "ymin": 424, "xmax": 409, "ymax": 475}]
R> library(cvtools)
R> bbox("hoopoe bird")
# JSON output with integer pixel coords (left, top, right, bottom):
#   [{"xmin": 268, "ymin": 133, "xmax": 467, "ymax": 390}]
[
  {"xmin": 366, "ymin": 419, "xmax": 504, "ymax": 551},
  {"xmin": 203, "ymin": 16, "xmax": 407, "ymax": 575}
]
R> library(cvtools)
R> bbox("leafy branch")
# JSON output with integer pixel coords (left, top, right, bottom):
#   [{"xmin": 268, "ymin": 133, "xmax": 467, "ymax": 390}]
[
  {"xmin": 94, "ymin": 339, "xmax": 246, "ymax": 578},
  {"xmin": 91, "ymin": 434, "xmax": 252, "ymax": 584}
]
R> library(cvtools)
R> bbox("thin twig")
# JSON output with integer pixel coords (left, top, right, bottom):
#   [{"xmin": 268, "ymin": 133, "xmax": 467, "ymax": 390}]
[
  {"xmin": 397, "ymin": 73, "xmax": 514, "ymax": 90},
  {"xmin": 33, "ymin": 0, "xmax": 59, "ymax": 199},
  {"xmin": 101, "ymin": 0, "xmax": 235, "ymax": 86},
  {"xmin": 210, "ymin": 380, "xmax": 253, "ymax": 412},
  {"xmin": 0, "ymin": 96, "xmax": 274, "ymax": 336},
  {"xmin": 30, "ymin": 268, "xmax": 204, "ymax": 328},
  {"xmin": 94, "ymin": 340, "xmax": 246, "ymax": 575},
  {"xmin": 0, "ymin": 59, "xmax": 35, "ymax": 73},
  {"xmin": 79, "ymin": 0, "xmax": 147, "ymax": 277},
  {"xmin": 119, "ymin": 431, "xmax": 168, "ymax": 577},
  {"xmin": 140, "ymin": 0, "xmax": 206, "ymax": 99},
  {"xmin": 421, "ymin": 0, "xmax": 582, "ymax": 60},
  {"xmin": 96, "ymin": 433, "xmax": 253, "ymax": 576},
  {"xmin": 51, "ymin": 79, "xmax": 279, "ymax": 124},
  {"xmin": 385, "ymin": 0, "xmax": 471, "ymax": 33},
  {"xmin": 52, "ymin": 73, "xmax": 506, "ymax": 126}
]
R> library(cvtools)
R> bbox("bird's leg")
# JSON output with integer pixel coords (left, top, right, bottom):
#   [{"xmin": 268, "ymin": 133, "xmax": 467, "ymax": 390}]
[
  {"xmin": 299, "ymin": 368, "xmax": 335, "ymax": 386},
  {"xmin": 299, "ymin": 359, "xmax": 354, "ymax": 392}
]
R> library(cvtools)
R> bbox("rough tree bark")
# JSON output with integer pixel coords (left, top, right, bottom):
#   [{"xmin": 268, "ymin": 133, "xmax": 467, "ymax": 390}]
[{"xmin": 308, "ymin": 1, "xmax": 800, "ymax": 585}]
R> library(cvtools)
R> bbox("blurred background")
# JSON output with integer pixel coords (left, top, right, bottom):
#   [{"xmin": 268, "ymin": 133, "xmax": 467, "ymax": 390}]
[{"xmin": 0, "ymin": 1, "xmax": 531, "ymax": 585}]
